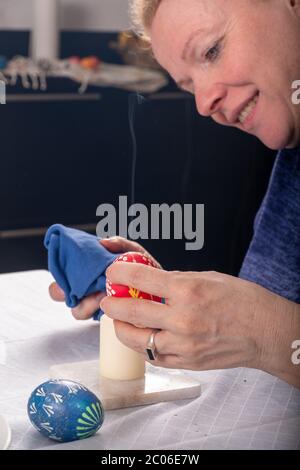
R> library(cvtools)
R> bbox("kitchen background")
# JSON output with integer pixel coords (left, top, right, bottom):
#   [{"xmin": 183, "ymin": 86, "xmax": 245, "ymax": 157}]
[{"xmin": 0, "ymin": 0, "xmax": 276, "ymax": 275}]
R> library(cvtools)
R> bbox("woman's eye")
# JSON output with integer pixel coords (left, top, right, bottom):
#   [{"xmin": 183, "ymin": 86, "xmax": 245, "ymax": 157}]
[{"xmin": 205, "ymin": 42, "xmax": 220, "ymax": 62}]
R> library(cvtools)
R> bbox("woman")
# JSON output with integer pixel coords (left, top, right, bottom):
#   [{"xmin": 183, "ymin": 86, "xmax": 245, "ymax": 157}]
[{"xmin": 50, "ymin": 0, "xmax": 300, "ymax": 389}]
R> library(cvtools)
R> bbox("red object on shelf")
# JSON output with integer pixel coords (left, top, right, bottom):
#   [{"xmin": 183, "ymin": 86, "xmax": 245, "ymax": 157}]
[
  {"xmin": 68, "ymin": 56, "xmax": 81, "ymax": 64},
  {"xmin": 106, "ymin": 251, "xmax": 163, "ymax": 303},
  {"xmin": 80, "ymin": 56, "xmax": 101, "ymax": 70}
]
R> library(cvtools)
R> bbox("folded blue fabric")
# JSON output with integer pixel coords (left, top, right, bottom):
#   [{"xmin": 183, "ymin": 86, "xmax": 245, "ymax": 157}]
[{"xmin": 44, "ymin": 224, "xmax": 120, "ymax": 320}]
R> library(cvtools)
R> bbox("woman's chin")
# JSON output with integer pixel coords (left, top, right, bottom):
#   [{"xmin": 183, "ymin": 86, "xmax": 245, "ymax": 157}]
[{"xmin": 257, "ymin": 130, "xmax": 294, "ymax": 151}]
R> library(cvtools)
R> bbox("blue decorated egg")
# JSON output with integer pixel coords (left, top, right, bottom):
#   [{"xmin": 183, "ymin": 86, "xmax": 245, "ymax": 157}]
[{"xmin": 27, "ymin": 380, "xmax": 104, "ymax": 443}]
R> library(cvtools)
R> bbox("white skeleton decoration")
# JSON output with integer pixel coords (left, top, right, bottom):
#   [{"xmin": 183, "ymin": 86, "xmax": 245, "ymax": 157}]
[{"xmin": 0, "ymin": 56, "xmax": 168, "ymax": 94}]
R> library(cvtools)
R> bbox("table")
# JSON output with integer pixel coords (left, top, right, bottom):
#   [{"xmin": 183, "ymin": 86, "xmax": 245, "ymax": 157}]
[{"xmin": 0, "ymin": 270, "xmax": 299, "ymax": 450}]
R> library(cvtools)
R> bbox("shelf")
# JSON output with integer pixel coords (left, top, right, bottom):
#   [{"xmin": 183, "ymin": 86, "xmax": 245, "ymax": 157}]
[{"xmin": 6, "ymin": 93, "xmax": 102, "ymax": 103}]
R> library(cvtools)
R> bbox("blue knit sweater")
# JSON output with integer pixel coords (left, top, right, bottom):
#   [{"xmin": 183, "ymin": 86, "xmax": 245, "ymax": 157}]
[{"xmin": 239, "ymin": 145, "xmax": 300, "ymax": 304}]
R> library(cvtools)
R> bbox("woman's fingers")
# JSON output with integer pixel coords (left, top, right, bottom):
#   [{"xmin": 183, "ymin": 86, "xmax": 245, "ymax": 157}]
[
  {"xmin": 49, "ymin": 282, "xmax": 65, "ymax": 302},
  {"xmin": 100, "ymin": 236, "xmax": 145, "ymax": 254},
  {"xmin": 49, "ymin": 281, "xmax": 105, "ymax": 321},
  {"xmin": 71, "ymin": 291, "xmax": 106, "ymax": 321},
  {"xmin": 113, "ymin": 320, "xmax": 176, "ymax": 356},
  {"xmin": 102, "ymin": 296, "xmax": 170, "ymax": 330},
  {"xmin": 100, "ymin": 237, "xmax": 162, "ymax": 268},
  {"xmin": 112, "ymin": 320, "xmax": 189, "ymax": 370},
  {"xmin": 105, "ymin": 261, "xmax": 170, "ymax": 299},
  {"xmin": 50, "ymin": 236, "xmax": 162, "ymax": 321}
]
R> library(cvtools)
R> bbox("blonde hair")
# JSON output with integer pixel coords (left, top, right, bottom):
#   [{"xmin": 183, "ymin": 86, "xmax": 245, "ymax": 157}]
[{"xmin": 130, "ymin": 0, "xmax": 163, "ymax": 41}]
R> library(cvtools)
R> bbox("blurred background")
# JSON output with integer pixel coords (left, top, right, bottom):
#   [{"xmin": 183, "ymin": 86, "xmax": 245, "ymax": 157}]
[{"xmin": 0, "ymin": 0, "xmax": 276, "ymax": 275}]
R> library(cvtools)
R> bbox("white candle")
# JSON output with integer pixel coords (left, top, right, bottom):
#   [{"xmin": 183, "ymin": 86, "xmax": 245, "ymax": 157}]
[
  {"xmin": 100, "ymin": 315, "xmax": 145, "ymax": 381},
  {"xmin": 31, "ymin": 0, "xmax": 60, "ymax": 61}
]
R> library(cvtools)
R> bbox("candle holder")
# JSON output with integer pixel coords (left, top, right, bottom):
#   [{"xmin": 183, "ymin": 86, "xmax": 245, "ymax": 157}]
[{"xmin": 49, "ymin": 359, "xmax": 201, "ymax": 411}]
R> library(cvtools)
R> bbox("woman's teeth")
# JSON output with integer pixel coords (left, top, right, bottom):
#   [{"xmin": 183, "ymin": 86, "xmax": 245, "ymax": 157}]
[{"xmin": 238, "ymin": 94, "xmax": 259, "ymax": 124}]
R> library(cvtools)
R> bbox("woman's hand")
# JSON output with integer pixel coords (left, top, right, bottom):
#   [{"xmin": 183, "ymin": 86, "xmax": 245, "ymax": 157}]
[
  {"xmin": 100, "ymin": 263, "xmax": 300, "ymax": 388},
  {"xmin": 48, "ymin": 236, "xmax": 160, "ymax": 320},
  {"xmin": 48, "ymin": 283, "xmax": 106, "ymax": 321}
]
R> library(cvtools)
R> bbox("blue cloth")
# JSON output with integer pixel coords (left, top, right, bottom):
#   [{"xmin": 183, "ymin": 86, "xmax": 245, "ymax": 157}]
[
  {"xmin": 239, "ymin": 145, "xmax": 300, "ymax": 303},
  {"xmin": 44, "ymin": 224, "xmax": 120, "ymax": 319}
]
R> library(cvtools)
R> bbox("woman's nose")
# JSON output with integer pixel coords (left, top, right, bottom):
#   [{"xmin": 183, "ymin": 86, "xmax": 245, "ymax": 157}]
[{"xmin": 195, "ymin": 85, "xmax": 227, "ymax": 117}]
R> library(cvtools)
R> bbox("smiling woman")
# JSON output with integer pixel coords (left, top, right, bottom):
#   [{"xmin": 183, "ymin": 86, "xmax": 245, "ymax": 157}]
[
  {"xmin": 110, "ymin": 0, "xmax": 300, "ymax": 389},
  {"xmin": 131, "ymin": 0, "xmax": 300, "ymax": 150},
  {"xmin": 50, "ymin": 0, "xmax": 300, "ymax": 391}
]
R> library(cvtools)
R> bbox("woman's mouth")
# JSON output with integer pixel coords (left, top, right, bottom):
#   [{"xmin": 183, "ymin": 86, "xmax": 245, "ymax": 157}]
[{"xmin": 238, "ymin": 92, "xmax": 259, "ymax": 127}]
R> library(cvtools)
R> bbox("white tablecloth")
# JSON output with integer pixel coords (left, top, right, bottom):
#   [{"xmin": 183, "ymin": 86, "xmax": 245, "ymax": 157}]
[{"xmin": 0, "ymin": 270, "xmax": 299, "ymax": 450}]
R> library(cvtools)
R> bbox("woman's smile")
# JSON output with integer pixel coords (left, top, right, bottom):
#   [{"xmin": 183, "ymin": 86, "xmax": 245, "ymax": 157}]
[
  {"xmin": 238, "ymin": 93, "xmax": 259, "ymax": 129},
  {"xmin": 237, "ymin": 92, "xmax": 260, "ymax": 131}
]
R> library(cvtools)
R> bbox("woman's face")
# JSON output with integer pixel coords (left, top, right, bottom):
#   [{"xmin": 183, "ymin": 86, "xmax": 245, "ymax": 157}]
[{"xmin": 150, "ymin": 0, "xmax": 300, "ymax": 149}]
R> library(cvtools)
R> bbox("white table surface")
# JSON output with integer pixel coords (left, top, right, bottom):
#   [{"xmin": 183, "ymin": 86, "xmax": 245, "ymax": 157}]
[{"xmin": 0, "ymin": 270, "xmax": 299, "ymax": 450}]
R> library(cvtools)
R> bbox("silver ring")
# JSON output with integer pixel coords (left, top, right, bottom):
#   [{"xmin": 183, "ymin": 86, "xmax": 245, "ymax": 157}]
[{"xmin": 146, "ymin": 330, "xmax": 159, "ymax": 361}]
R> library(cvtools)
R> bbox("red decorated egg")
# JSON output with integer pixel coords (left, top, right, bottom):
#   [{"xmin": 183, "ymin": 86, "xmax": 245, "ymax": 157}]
[{"xmin": 106, "ymin": 252, "xmax": 163, "ymax": 303}]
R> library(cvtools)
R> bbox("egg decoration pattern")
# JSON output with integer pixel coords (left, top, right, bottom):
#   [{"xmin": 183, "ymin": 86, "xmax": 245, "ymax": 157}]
[
  {"xmin": 27, "ymin": 380, "xmax": 104, "ymax": 442},
  {"xmin": 106, "ymin": 252, "xmax": 165, "ymax": 303}
]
